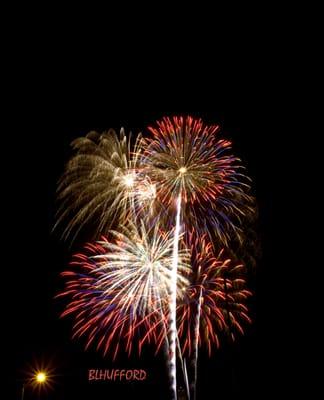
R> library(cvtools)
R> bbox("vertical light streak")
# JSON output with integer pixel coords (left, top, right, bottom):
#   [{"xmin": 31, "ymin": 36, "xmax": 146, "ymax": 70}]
[
  {"xmin": 169, "ymin": 192, "xmax": 182, "ymax": 399},
  {"xmin": 191, "ymin": 286, "xmax": 203, "ymax": 400},
  {"xmin": 183, "ymin": 357, "xmax": 190, "ymax": 400},
  {"xmin": 177, "ymin": 336, "xmax": 190, "ymax": 400}
]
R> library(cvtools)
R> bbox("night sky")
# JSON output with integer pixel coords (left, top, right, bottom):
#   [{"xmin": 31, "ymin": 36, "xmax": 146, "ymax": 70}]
[{"xmin": 12, "ymin": 100, "xmax": 277, "ymax": 399}]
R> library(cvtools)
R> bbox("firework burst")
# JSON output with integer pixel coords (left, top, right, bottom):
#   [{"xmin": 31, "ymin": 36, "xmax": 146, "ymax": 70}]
[
  {"xmin": 178, "ymin": 234, "xmax": 252, "ymax": 357},
  {"xmin": 57, "ymin": 221, "xmax": 190, "ymax": 359},
  {"xmin": 142, "ymin": 116, "xmax": 255, "ymax": 246},
  {"xmin": 55, "ymin": 128, "xmax": 154, "ymax": 241}
]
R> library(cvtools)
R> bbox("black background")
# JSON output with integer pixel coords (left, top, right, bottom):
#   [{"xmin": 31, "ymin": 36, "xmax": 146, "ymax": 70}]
[{"xmin": 8, "ymin": 26, "xmax": 291, "ymax": 397}]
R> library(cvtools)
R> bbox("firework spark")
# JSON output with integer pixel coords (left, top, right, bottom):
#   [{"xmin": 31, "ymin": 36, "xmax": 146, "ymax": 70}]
[{"xmin": 57, "ymin": 221, "xmax": 190, "ymax": 359}]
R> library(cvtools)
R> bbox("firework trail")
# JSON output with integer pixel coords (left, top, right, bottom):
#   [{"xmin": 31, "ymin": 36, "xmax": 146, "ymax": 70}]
[
  {"xmin": 57, "ymin": 221, "xmax": 190, "ymax": 359},
  {"xmin": 169, "ymin": 192, "xmax": 182, "ymax": 399}
]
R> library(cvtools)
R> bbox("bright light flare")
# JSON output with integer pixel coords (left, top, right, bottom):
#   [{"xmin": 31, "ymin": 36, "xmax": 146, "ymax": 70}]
[
  {"xmin": 36, "ymin": 372, "xmax": 46, "ymax": 383},
  {"xmin": 23, "ymin": 361, "xmax": 55, "ymax": 394},
  {"xmin": 123, "ymin": 173, "xmax": 135, "ymax": 187}
]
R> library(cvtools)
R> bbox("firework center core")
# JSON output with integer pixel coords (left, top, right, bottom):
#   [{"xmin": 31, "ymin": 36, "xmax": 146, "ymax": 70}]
[{"xmin": 123, "ymin": 174, "xmax": 135, "ymax": 187}]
